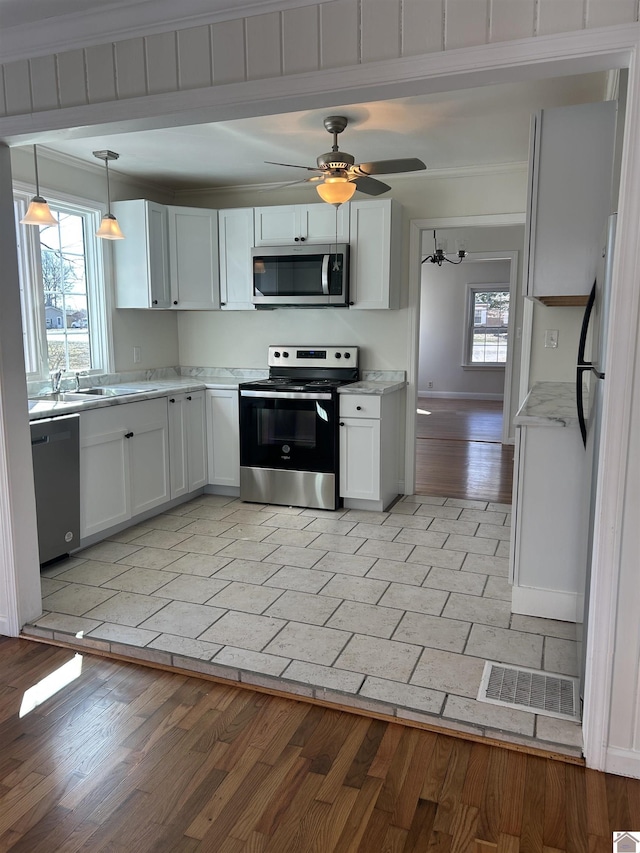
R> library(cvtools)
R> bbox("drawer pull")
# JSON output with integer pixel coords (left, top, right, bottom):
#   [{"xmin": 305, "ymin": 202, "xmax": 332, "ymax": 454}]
[
  {"xmin": 356, "ymin": 406, "xmax": 362, "ymax": 411},
  {"xmin": 339, "ymin": 422, "xmax": 345, "ymax": 427},
  {"xmin": 124, "ymin": 432, "xmax": 134, "ymax": 439}
]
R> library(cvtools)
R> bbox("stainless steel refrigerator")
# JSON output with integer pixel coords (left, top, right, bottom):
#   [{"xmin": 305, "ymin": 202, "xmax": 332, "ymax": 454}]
[{"xmin": 576, "ymin": 212, "xmax": 617, "ymax": 700}]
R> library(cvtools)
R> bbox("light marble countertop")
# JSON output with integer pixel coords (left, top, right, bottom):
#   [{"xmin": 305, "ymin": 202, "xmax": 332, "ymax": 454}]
[
  {"xmin": 514, "ymin": 381, "xmax": 582, "ymax": 428},
  {"xmin": 339, "ymin": 379, "xmax": 406, "ymax": 395}
]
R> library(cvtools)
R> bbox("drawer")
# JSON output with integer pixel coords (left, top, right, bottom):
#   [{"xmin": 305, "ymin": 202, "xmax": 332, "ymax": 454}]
[{"xmin": 339, "ymin": 394, "xmax": 381, "ymax": 418}]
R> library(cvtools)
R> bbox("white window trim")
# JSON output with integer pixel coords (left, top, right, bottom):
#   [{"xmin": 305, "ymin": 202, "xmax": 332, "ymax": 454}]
[
  {"xmin": 462, "ymin": 282, "xmax": 510, "ymax": 369},
  {"xmin": 13, "ymin": 181, "xmax": 114, "ymax": 379}
]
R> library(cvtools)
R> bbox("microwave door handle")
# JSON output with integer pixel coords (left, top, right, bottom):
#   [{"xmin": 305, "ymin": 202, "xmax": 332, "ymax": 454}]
[{"xmin": 321, "ymin": 255, "xmax": 330, "ymax": 295}]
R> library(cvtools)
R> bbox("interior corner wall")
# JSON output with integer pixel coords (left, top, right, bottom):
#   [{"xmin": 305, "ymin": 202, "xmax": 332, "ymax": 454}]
[
  {"xmin": 418, "ymin": 258, "xmax": 511, "ymax": 398},
  {"xmin": 528, "ymin": 303, "xmax": 584, "ymax": 383}
]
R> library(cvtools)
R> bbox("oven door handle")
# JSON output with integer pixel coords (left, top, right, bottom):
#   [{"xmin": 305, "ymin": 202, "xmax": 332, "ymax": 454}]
[
  {"xmin": 240, "ymin": 390, "xmax": 333, "ymax": 401},
  {"xmin": 321, "ymin": 254, "xmax": 330, "ymax": 295}
]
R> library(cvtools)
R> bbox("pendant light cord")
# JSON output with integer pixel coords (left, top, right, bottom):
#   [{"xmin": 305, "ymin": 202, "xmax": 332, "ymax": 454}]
[
  {"xmin": 105, "ymin": 158, "xmax": 112, "ymax": 214},
  {"xmin": 32, "ymin": 145, "xmax": 41, "ymax": 196}
]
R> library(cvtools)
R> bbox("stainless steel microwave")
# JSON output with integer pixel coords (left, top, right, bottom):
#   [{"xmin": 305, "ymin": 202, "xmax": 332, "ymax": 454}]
[{"xmin": 251, "ymin": 244, "xmax": 349, "ymax": 308}]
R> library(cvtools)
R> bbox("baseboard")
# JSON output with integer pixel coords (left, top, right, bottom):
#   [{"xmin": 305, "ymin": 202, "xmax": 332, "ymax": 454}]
[
  {"xmin": 511, "ymin": 585, "xmax": 579, "ymax": 624},
  {"xmin": 605, "ymin": 745, "xmax": 640, "ymax": 779},
  {"xmin": 418, "ymin": 391, "xmax": 505, "ymax": 401}
]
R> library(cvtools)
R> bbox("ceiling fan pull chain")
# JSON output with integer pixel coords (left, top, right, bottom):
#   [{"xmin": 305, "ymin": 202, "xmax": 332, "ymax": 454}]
[{"xmin": 333, "ymin": 207, "xmax": 340, "ymax": 271}]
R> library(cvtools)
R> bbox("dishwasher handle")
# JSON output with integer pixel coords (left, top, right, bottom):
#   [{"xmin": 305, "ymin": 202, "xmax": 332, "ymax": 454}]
[{"xmin": 31, "ymin": 429, "xmax": 74, "ymax": 445}]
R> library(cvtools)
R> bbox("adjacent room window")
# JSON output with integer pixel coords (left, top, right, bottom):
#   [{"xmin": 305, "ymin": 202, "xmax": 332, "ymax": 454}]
[
  {"xmin": 464, "ymin": 285, "xmax": 509, "ymax": 366},
  {"xmin": 14, "ymin": 191, "xmax": 111, "ymax": 380}
]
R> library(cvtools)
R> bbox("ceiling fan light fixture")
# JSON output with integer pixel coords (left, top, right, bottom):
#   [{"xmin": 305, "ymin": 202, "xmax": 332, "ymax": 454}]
[
  {"xmin": 316, "ymin": 176, "xmax": 356, "ymax": 207},
  {"xmin": 93, "ymin": 149, "xmax": 125, "ymax": 240},
  {"xmin": 20, "ymin": 146, "xmax": 58, "ymax": 227}
]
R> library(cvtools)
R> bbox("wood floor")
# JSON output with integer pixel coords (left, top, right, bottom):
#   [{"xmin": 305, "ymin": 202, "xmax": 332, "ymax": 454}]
[
  {"xmin": 2, "ymin": 638, "xmax": 638, "ymax": 852},
  {"xmin": 415, "ymin": 399, "xmax": 514, "ymax": 504}
]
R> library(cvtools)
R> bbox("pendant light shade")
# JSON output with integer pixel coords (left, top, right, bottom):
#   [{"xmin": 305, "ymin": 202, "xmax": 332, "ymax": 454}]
[
  {"xmin": 20, "ymin": 146, "xmax": 57, "ymax": 226},
  {"xmin": 316, "ymin": 175, "xmax": 356, "ymax": 207},
  {"xmin": 93, "ymin": 150, "xmax": 125, "ymax": 240}
]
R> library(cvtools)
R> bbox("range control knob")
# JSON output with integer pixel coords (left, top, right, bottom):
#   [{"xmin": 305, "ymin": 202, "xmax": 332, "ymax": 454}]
[
  {"xmin": 344, "ymin": 352, "xmax": 351, "ymax": 359},
  {"xmin": 335, "ymin": 352, "xmax": 342, "ymax": 359},
  {"xmin": 274, "ymin": 351, "xmax": 281, "ymax": 358},
  {"xmin": 282, "ymin": 351, "xmax": 289, "ymax": 358}
]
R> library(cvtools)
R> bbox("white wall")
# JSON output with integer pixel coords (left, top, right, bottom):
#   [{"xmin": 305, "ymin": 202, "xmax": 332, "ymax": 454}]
[
  {"xmin": 419, "ymin": 258, "xmax": 510, "ymax": 398},
  {"xmin": 529, "ymin": 304, "xmax": 584, "ymax": 383}
]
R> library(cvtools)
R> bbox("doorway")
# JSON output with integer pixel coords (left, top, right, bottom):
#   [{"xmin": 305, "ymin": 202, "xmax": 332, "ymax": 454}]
[{"xmin": 414, "ymin": 232, "xmax": 523, "ymax": 502}]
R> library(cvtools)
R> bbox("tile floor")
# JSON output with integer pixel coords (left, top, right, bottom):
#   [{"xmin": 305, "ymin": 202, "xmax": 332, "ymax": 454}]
[{"xmin": 23, "ymin": 493, "xmax": 583, "ymax": 756}]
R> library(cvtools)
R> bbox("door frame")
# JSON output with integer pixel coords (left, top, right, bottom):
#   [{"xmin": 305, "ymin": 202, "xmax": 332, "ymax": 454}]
[{"xmin": 406, "ymin": 214, "xmax": 526, "ymax": 495}]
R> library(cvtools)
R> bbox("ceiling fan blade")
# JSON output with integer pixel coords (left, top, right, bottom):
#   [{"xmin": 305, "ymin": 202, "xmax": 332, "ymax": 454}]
[
  {"xmin": 351, "ymin": 175, "xmax": 391, "ymax": 196},
  {"xmin": 355, "ymin": 158, "xmax": 427, "ymax": 176},
  {"xmin": 259, "ymin": 176, "xmax": 323, "ymax": 192},
  {"xmin": 264, "ymin": 160, "xmax": 321, "ymax": 172}
]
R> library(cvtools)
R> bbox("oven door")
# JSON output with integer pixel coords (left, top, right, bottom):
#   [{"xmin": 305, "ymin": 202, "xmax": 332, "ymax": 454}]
[{"xmin": 239, "ymin": 390, "xmax": 336, "ymax": 472}]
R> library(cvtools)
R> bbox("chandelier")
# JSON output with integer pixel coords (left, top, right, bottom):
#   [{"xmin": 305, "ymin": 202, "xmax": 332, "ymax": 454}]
[{"xmin": 422, "ymin": 230, "xmax": 467, "ymax": 266}]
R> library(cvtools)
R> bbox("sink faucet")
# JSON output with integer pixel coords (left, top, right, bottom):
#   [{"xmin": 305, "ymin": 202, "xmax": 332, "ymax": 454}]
[
  {"xmin": 75, "ymin": 371, "xmax": 81, "ymax": 392},
  {"xmin": 51, "ymin": 369, "xmax": 63, "ymax": 393}
]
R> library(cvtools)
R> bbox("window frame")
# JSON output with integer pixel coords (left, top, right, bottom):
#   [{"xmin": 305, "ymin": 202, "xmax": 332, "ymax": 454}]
[
  {"xmin": 463, "ymin": 282, "xmax": 510, "ymax": 369},
  {"xmin": 13, "ymin": 182, "xmax": 114, "ymax": 381}
]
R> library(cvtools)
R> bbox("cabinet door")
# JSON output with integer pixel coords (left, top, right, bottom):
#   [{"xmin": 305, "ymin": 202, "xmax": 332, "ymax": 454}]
[
  {"xmin": 206, "ymin": 389, "xmax": 240, "ymax": 487},
  {"xmin": 303, "ymin": 203, "xmax": 349, "ymax": 242},
  {"xmin": 254, "ymin": 206, "xmax": 299, "ymax": 245},
  {"xmin": 218, "ymin": 208, "xmax": 255, "ymax": 310},
  {"xmin": 168, "ymin": 394, "xmax": 189, "ymax": 499},
  {"xmin": 525, "ymin": 101, "xmax": 616, "ymax": 303},
  {"xmin": 349, "ymin": 199, "xmax": 401, "ymax": 309},
  {"xmin": 186, "ymin": 390, "xmax": 207, "ymax": 491},
  {"xmin": 112, "ymin": 200, "xmax": 170, "ymax": 309},
  {"xmin": 339, "ymin": 417, "xmax": 381, "ymax": 501},
  {"xmin": 80, "ymin": 416, "xmax": 130, "ymax": 538},
  {"xmin": 167, "ymin": 206, "xmax": 220, "ymax": 309},
  {"xmin": 128, "ymin": 413, "xmax": 170, "ymax": 516}
]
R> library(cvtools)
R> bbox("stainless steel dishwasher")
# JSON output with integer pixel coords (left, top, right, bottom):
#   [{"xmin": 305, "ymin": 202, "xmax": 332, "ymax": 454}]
[{"xmin": 30, "ymin": 414, "xmax": 80, "ymax": 564}]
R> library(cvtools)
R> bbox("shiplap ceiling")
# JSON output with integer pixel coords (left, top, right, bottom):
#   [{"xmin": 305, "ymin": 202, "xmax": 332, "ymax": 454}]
[
  {"xmin": 2, "ymin": 0, "xmax": 610, "ymax": 192},
  {"xmin": 32, "ymin": 72, "xmax": 609, "ymax": 192}
]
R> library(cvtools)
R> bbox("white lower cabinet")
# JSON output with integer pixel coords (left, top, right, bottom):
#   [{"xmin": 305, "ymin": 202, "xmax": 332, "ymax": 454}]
[
  {"xmin": 80, "ymin": 398, "xmax": 170, "ymax": 538},
  {"xmin": 510, "ymin": 423, "xmax": 587, "ymax": 622},
  {"xmin": 339, "ymin": 391, "xmax": 402, "ymax": 511},
  {"xmin": 206, "ymin": 389, "xmax": 240, "ymax": 488},
  {"xmin": 168, "ymin": 391, "xmax": 207, "ymax": 499}
]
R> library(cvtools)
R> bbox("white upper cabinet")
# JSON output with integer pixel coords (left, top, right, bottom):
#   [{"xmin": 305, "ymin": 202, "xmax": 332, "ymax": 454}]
[
  {"xmin": 254, "ymin": 203, "xmax": 349, "ymax": 245},
  {"xmin": 218, "ymin": 208, "xmax": 255, "ymax": 311},
  {"xmin": 112, "ymin": 200, "xmax": 171, "ymax": 309},
  {"xmin": 524, "ymin": 100, "xmax": 617, "ymax": 305},
  {"xmin": 349, "ymin": 198, "xmax": 401, "ymax": 309},
  {"xmin": 112, "ymin": 201, "xmax": 219, "ymax": 310},
  {"xmin": 167, "ymin": 206, "xmax": 220, "ymax": 309}
]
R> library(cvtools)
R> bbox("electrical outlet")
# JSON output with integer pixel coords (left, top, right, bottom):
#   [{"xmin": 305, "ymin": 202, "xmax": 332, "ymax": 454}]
[
  {"xmin": 428, "ymin": 381, "xmax": 434, "ymax": 389},
  {"xmin": 133, "ymin": 346, "xmax": 141, "ymax": 364},
  {"xmin": 544, "ymin": 329, "xmax": 559, "ymax": 348}
]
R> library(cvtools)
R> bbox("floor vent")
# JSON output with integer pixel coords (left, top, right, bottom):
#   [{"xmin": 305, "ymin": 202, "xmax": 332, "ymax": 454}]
[{"xmin": 477, "ymin": 661, "xmax": 580, "ymax": 721}]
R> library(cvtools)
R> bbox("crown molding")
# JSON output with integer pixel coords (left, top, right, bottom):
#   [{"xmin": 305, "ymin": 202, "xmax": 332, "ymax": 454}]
[{"xmin": 0, "ymin": 0, "xmax": 321, "ymax": 64}]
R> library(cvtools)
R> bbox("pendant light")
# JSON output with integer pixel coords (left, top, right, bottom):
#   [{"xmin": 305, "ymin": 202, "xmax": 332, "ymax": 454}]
[
  {"xmin": 316, "ymin": 173, "xmax": 356, "ymax": 207},
  {"xmin": 421, "ymin": 230, "xmax": 467, "ymax": 266},
  {"xmin": 20, "ymin": 145, "xmax": 58, "ymax": 226},
  {"xmin": 93, "ymin": 150, "xmax": 125, "ymax": 240}
]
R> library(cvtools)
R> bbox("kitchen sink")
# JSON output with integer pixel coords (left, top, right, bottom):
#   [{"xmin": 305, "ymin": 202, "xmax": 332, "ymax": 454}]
[{"xmin": 29, "ymin": 387, "xmax": 154, "ymax": 404}]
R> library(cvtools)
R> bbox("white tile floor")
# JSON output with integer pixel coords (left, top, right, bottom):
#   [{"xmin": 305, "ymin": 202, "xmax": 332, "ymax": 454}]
[{"xmin": 23, "ymin": 493, "xmax": 583, "ymax": 755}]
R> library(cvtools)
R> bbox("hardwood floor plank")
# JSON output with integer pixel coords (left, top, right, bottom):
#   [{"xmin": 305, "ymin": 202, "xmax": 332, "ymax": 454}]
[{"xmin": 0, "ymin": 639, "xmax": 634, "ymax": 853}]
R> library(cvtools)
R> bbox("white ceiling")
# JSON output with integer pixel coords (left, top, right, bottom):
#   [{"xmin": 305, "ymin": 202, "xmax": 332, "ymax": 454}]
[{"xmin": 30, "ymin": 73, "xmax": 610, "ymax": 193}]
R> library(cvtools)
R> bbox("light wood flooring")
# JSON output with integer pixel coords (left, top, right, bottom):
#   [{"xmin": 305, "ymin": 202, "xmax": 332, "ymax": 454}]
[
  {"xmin": 415, "ymin": 399, "xmax": 514, "ymax": 505},
  {"xmin": 1, "ymin": 637, "xmax": 638, "ymax": 852}
]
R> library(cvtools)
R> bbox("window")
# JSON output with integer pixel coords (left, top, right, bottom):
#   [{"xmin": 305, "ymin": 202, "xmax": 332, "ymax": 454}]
[
  {"xmin": 464, "ymin": 285, "xmax": 509, "ymax": 366},
  {"xmin": 14, "ymin": 189, "xmax": 111, "ymax": 380}
]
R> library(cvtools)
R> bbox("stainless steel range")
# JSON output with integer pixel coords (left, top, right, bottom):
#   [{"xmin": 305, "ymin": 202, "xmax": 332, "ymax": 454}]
[{"xmin": 239, "ymin": 345, "xmax": 359, "ymax": 510}]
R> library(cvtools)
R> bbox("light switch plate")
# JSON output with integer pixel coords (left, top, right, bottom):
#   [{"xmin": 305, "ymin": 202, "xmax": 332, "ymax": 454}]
[{"xmin": 544, "ymin": 329, "xmax": 558, "ymax": 348}]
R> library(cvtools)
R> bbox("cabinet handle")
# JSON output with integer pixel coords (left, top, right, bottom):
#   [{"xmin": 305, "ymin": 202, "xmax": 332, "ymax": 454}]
[
  {"xmin": 169, "ymin": 398, "xmax": 175, "ymax": 403},
  {"xmin": 339, "ymin": 422, "xmax": 345, "ymax": 427},
  {"xmin": 300, "ymin": 237, "xmax": 306, "ymax": 242},
  {"xmin": 187, "ymin": 396, "xmax": 192, "ymax": 401},
  {"xmin": 124, "ymin": 431, "xmax": 134, "ymax": 439},
  {"xmin": 356, "ymin": 406, "xmax": 362, "ymax": 411},
  {"xmin": 152, "ymin": 299, "xmax": 158, "ymax": 305},
  {"xmin": 220, "ymin": 302, "xmax": 226, "ymax": 306},
  {"xmin": 173, "ymin": 300, "xmax": 178, "ymax": 305},
  {"xmin": 349, "ymin": 301, "xmax": 355, "ymax": 306},
  {"xmin": 294, "ymin": 237, "xmax": 299, "ymax": 242}
]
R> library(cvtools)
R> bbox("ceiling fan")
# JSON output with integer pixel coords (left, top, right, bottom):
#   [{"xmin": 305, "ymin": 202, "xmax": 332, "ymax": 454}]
[{"xmin": 266, "ymin": 115, "xmax": 427, "ymax": 206}]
